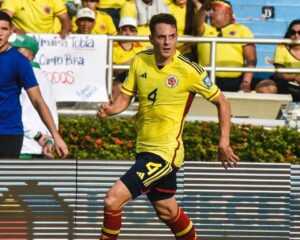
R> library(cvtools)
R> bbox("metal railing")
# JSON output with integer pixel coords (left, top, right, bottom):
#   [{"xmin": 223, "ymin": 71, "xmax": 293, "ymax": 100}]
[{"xmin": 106, "ymin": 35, "xmax": 300, "ymax": 95}]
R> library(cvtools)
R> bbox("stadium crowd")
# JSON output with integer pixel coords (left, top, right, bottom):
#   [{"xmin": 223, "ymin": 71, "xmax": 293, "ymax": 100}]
[{"xmin": 0, "ymin": 0, "xmax": 299, "ymax": 100}]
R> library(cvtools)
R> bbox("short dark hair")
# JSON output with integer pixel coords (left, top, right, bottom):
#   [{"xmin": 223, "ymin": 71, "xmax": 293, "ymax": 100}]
[
  {"xmin": 0, "ymin": 11, "xmax": 12, "ymax": 26},
  {"xmin": 149, "ymin": 13, "xmax": 177, "ymax": 36}
]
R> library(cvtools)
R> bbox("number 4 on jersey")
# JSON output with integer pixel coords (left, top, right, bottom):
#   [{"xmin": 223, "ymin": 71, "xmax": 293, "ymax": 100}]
[{"xmin": 147, "ymin": 88, "xmax": 158, "ymax": 105}]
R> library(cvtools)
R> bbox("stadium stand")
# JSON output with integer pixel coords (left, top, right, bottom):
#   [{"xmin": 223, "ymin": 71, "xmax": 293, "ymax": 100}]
[{"xmin": 230, "ymin": 0, "xmax": 299, "ymax": 70}]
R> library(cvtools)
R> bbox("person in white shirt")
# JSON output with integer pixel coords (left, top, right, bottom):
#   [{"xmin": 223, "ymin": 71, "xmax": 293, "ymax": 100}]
[{"xmin": 10, "ymin": 34, "xmax": 59, "ymax": 159}]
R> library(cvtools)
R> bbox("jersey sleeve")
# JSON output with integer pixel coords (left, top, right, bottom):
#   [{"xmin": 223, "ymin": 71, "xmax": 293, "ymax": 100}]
[
  {"xmin": 121, "ymin": 55, "xmax": 138, "ymax": 96},
  {"xmin": 239, "ymin": 25, "xmax": 254, "ymax": 46},
  {"xmin": 16, "ymin": 57, "xmax": 39, "ymax": 90},
  {"xmin": 188, "ymin": 62, "xmax": 220, "ymax": 101},
  {"xmin": 1, "ymin": 0, "xmax": 18, "ymax": 13},
  {"xmin": 53, "ymin": 0, "xmax": 68, "ymax": 16}
]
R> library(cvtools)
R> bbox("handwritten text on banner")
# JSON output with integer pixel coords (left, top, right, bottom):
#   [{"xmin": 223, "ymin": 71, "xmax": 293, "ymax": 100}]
[{"xmin": 33, "ymin": 34, "xmax": 108, "ymax": 102}]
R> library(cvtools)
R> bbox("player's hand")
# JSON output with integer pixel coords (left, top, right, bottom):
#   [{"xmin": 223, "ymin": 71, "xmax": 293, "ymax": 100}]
[
  {"xmin": 42, "ymin": 142, "xmax": 54, "ymax": 159},
  {"xmin": 53, "ymin": 135, "xmax": 69, "ymax": 158},
  {"xmin": 97, "ymin": 103, "xmax": 111, "ymax": 118},
  {"xmin": 218, "ymin": 145, "xmax": 239, "ymax": 169}
]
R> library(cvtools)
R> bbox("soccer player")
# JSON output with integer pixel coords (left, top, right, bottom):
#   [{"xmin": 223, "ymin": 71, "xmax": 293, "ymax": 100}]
[
  {"xmin": 97, "ymin": 13, "xmax": 239, "ymax": 240},
  {"xmin": 0, "ymin": 11, "xmax": 68, "ymax": 158}
]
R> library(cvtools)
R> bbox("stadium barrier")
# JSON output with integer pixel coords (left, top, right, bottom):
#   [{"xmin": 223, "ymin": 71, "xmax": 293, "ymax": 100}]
[
  {"xmin": 0, "ymin": 160, "xmax": 299, "ymax": 240},
  {"xmin": 58, "ymin": 36, "xmax": 298, "ymax": 123}
]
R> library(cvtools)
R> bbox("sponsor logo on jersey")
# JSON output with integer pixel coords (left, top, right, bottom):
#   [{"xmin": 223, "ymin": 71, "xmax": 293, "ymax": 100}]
[
  {"xmin": 139, "ymin": 72, "xmax": 147, "ymax": 78},
  {"xmin": 136, "ymin": 171, "xmax": 145, "ymax": 180},
  {"xmin": 203, "ymin": 76, "xmax": 212, "ymax": 89},
  {"xmin": 100, "ymin": 24, "xmax": 106, "ymax": 31},
  {"xmin": 165, "ymin": 75, "xmax": 178, "ymax": 88}
]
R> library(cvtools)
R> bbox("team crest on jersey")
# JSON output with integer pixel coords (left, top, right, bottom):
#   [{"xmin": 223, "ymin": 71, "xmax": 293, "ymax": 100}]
[
  {"xmin": 203, "ymin": 76, "xmax": 213, "ymax": 89},
  {"xmin": 165, "ymin": 75, "xmax": 178, "ymax": 88},
  {"xmin": 100, "ymin": 24, "xmax": 106, "ymax": 31},
  {"xmin": 44, "ymin": 6, "xmax": 51, "ymax": 14}
]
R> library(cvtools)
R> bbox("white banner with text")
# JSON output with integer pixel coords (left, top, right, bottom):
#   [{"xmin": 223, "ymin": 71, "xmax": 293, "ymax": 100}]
[{"xmin": 32, "ymin": 34, "xmax": 108, "ymax": 102}]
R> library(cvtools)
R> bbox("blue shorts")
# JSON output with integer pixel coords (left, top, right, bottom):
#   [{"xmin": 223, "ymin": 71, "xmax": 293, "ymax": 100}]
[{"xmin": 120, "ymin": 152, "xmax": 178, "ymax": 202}]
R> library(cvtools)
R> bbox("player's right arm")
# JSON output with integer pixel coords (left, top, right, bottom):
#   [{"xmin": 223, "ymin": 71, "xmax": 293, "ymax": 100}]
[{"xmin": 97, "ymin": 92, "xmax": 132, "ymax": 118}]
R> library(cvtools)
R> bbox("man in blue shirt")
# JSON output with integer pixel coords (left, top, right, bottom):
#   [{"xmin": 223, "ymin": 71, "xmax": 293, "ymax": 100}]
[{"xmin": 0, "ymin": 11, "xmax": 68, "ymax": 158}]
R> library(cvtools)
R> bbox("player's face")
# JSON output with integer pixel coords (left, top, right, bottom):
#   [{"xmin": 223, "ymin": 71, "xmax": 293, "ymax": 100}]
[
  {"xmin": 77, "ymin": 18, "xmax": 95, "ymax": 34},
  {"xmin": 0, "ymin": 20, "xmax": 12, "ymax": 52},
  {"xmin": 150, "ymin": 23, "xmax": 177, "ymax": 65}
]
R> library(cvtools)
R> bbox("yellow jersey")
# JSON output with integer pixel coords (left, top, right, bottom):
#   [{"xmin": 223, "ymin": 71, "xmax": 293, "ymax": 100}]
[
  {"xmin": 72, "ymin": 10, "xmax": 117, "ymax": 35},
  {"xmin": 113, "ymin": 41, "xmax": 146, "ymax": 64},
  {"xmin": 197, "ymin": 23, "xmax": 254, "ymax": 78},
  {"xmin": 2, "ymin": 0, "xmax": 67, "ymax": 33},
  {"xmin": 122, "ymin": 50, "xmax": 220, "ymax": 168},
  {"xmin": 274, "ymin": 44, "xmax": 300, "ymax": 70},
  {"xmin": 98, "ymin": 0, "xmax": 131, "ymax": 9}
]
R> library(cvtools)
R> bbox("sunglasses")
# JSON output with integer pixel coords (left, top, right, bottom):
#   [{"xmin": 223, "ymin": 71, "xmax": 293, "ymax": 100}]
[{"xmin": 290, "ymin": 30, "xmax": 300, "ymax": 36}]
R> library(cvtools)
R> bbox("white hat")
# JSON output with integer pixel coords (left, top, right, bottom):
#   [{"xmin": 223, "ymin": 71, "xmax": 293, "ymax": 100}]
[
  {"xmin": 118, "ymin": 17, "xmax": 137, "ymax": 28},
  {"xmin": 76, "ymin": 8, "xmax": 96, "ymax": 21}
]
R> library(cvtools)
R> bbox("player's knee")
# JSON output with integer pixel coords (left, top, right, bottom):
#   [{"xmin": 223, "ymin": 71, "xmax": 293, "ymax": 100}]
[
  {"xmin": 103, "ymin": 194, "xmax": 120, "ymax": 210},
  {"xmin": 155, "ymin": 206, "xmax": 177, "ymax": 222}
]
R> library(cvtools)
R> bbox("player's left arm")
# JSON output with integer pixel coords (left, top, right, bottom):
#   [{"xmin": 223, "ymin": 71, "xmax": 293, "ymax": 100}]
[{"xmin": 211, "ymin": 93, "xmax": 239, "ymax": 169}]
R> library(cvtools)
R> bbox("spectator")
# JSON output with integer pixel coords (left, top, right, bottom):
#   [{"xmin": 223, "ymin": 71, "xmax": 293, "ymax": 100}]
[
  {"xmin": 74, "ymin": 7, "xmax": 96, "ymax": 34},
  {"xmin": 0, "ymin": 11, "xmax": 68, "ymax": 158},
  {"xmin": 168, "ymin": 0, "xmax": 202, "ymax": 60},
  {"xmin": 257, "ymin": 19, "xmax": 300, "ymax": 101},
  {"xmin": 112, "ymin": 17, "xmax": 146, "ymax": 98},
  {"xmin": 120, "ymin": 0, "xmax": 170, "ymax": 47},
  {"xmin": 1, "ymin": 0, "xmax": 71, "ymax": 38},
  {"xmin": 98, "ymin": 0, "xmax": 130, "ymax": 29},
  {"xmin": 10, "ymin": 34, "xmax": 59, "ymax": 159},
  {"xmin": 193, "ymin": 0, "xmax": 257, "ymax": 92},
  {"xmin": 72, "ymin": 0, "xmax": 117, "ymax": 35}
]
